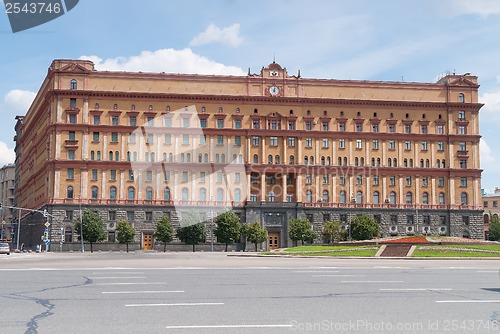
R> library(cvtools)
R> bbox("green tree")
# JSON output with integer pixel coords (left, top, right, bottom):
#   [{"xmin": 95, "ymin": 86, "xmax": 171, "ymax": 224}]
[
  {"xmin": 74, "ymin": 209, "xmax": 107, "ymax": 253},
  {"xmin": 214, "ymin": 211, "xmax": 241, "ymax": 251},
  {"xmin": 154, "ymin": 214, "xmax": 174, "ymax": 252},
  {"xmin": 242, "ymin": 222, "xmax": 267, "ymax": 251},
  {"xmin": 176, "ymin": 223, "xmax": 206, "ymax": 252},
  {"xmin": 322, "ymin": 220, "xmax": 346, "ymax": 244},
  {"xmin": 116, "ymin": 220, "xmax": 136, "ymax": 253},
  {"xmin": 350, "ymin": 214, "xmax": 380, "ymax": 241},
  {"xmin": 488, "ymin": 213, "xmax": 500, "ymax": 241},
  {"xmin": 289, "ymin": 218, "xmax": 318, "ymax": 246}
]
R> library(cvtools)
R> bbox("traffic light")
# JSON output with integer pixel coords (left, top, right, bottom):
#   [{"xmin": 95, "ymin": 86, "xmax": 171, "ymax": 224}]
[{"xmin": 0, "ymin": 203, "xmax": 2, "ymax": 211}]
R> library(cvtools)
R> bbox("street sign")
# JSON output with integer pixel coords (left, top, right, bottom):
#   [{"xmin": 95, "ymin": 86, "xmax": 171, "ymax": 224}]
[
  {"xmin": 44, "ymin": 222, "xmax": 50, "ymax": 228},
  {"xmin": 44, "ymin": 240, "xmax": 50, "ymax": 246},
  {"xmin": 44, "ymin": 227, "xmax": 49, "ymax": 232}
]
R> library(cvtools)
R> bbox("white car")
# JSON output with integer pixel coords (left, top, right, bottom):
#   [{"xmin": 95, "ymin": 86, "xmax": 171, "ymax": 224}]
[{"xmin": 0, "ymin": 242, "xmax": 10, "ymax": 255}]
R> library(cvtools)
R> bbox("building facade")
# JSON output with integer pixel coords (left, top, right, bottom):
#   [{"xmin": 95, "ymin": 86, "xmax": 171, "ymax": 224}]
[
  {"xmin": 482, "ymin": 188, "xmax": 500, "ymax": 239},
  {"xmin": 14, "ymin": 59, "xmax": 483, "ymax": 250},
  {"xmin": 0, "ymin": 164, "xmax": 15, "ymax": 241}
]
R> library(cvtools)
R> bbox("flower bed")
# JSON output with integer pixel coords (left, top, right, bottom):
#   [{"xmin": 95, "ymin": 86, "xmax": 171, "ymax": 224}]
[{"xmin": 384, "ymin": 236, "xmax": 429, "ymax": 243}]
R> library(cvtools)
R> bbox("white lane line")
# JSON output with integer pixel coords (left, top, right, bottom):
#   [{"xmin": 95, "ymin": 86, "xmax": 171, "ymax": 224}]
[
  {"xmin": 89, "ymin": 276, "xmax": 146, "ymax": 279},
  {"xmin": 92, "ymin": 272, "xmax": 144, "ymax": 275},
  {"xmin": 95, "ymin": 282, "xmax": 167, "ymax": 285},
  {"xmin": 436, "ymin": 300, "xmax": 500, "ymax": 303},
  {"xmin": 126, "ymin": 302, "xmax": 224, "ymax": 307},
  {"xmin": 102, "ymin": 291, "xmax": 184, "ymax": 294},
  {"xmin": 294, "ymin": 270, "xmax": 339, "ymax": 273},
  {"xmin": 342, "ymin": 281, "xmax": 404, "ymax": 283},
  {"xmin": 165, "ymin": 324, "xmax": 293, "ymax": 329},
  {"xmin": 381, "ymin": 288, "xmax": 452, "ymax": 291},
  {"xmin": 313, "ymin": 275, "xmax": 365, "ymax": 277},
  {"xmin": 476, "ymin": 270, "xmax": 498, "ymax": 273}
]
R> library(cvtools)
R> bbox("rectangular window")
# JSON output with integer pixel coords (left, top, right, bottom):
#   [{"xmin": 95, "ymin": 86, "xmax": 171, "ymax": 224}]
[
  {"xmin": 111, "ymin": 132, "xmax": 118, "ymax": 143},
  {"xmin": 356, "ymin": 139, "xmax": 362, "ymax": 149},
  {"xmin": 322, "ymin": 138, "xmax": 329, "ymax": 148},
  {"xmin": 437, "ymin": 125, "xmax": 444, "ymax": 134},
  {"xmin": 182, "ymin": 134, "xmax": 189, "ymax": 145},
  {"xmin": 288, "ymin": 121, "xmax": 295, "ymax": 130},
  {"xmin": 182, "ymin": 118, "xmax": 190, "ymax": 128},
  {"xmin": 421, "ymin": 141, "xmax": 428, "ymax": 151},
  {"xmin": 146, "ymin": 171, "xmax": 153, "ymax": 182},
  {"xmin": 355, "ymin": 123, "xmax": 363, "ymax": 132},
  {"xmin": 127, "ymin": 211, "xmax": 135, "ymax": 221},
  {"xmin": 405, "ymin": 124, "xmax": 411, "ymax": 134},
  {"xmin": 130, "ymin": 116, "xmax": 137, "ymax": 126},
  {"xmin": 93, "ymin": 115, "xmax": 100, "ymax": 125},
  {"xmin": 70, "ymin": 98, "xmax": 77, "ymax": 108},
  {"xmin": 200, "ymin": 119, "xmax": 207, "ymax": 128},
  {"xmin": 164, "ymin": 118, "xmax": 172, "ymax": 127},
  {"xmin": 422, "ymin": 176, "xmax": 428, "ymax": 187},
  {"xmin": 458, "ymin": 110, "xmax": 465, "ymax": 119},
  {"xmin": 199, "ymin": 135, "xmax": 206, "ymax": 145},
  {"xmin": 389, "ymin": 176, "xmax": 396, "ymax": 186},
  {"xmin": 109, "ymin": 211, "xmax": 116, "ymax": 221},
  {"xmin": 459, "ymin": 142, "xmax": 466, "ymax": 151},
  {"xmin": 305, "ymin": 138, "xmax": 312, "ymax": 148},
  {"xmin": 199, "ymin": 172, "xmax": 205, "ymax": 183},
  {"xmin": 147, "ymin": 133, "xmax": 154, "ymax": 144},
  {"xmin": 182, "ymin": 171, "xmax": 188, "ymax": 182},
  {"xmin": 234, "ymin": 120, "xmax": 241, "ymax": 129},
  {"xmin": 128, "ymin": 170, "xmax": 134, "ymax": 181},
  {"xmin": 111, "ymin": 116, "xmax": 119, "ymax": 126},
  {"xmin": 339, "ymin": 139, "xmax": 345, "ymax": 149},
  {"xmin": 91, "ymin": 169, "xmax": 98, "ymax": 180},
  {"xmin": 406, "ymin": 176, "xmax": 412, "ymax": 186},
  {"xmin": 217, "ymin": 171, "xmax": 223, "ymax": 183},
  {"xmin": 234, "ymin": 136, "xmax": 241, "ymax": 145},
  {"xmin": 372, "ymin": 140, "xmax": 379, "ymax": 149},
  {"xmin": 235, "ymin": 173, "xmax": 241, "ymax": 183},
  {"xmin": 164, "ymin": 134, "xmax": 171, "ymax": 144},
  {"xmin": 252, "ymin": 136, "xmax": 259, "ymax": 146},
  {"xmin": 405, "ymin": 141, "xmax": 411, "ymax": 150},
  {"xmin": 373, "ymin": 175, "xmax": 379, "ymax": 185},
  {"xmin": 323, "ymin": 174, "xmax": 329, "ymax": 184},
  {"xmin": 458, "ymin": 126, "xmax": 467, "ymax": 135},
  {"xmin": 252, "ymin": 120, "xmax": 260, "ymax": 129},
  {"xmin": 421, "ymin": 125, "xmax": 427, "ymax": 134},
  {"xmin": 339, "ymin": 175, "xmax": 346, "ymax": 185},
  {"xmin": 146, "ymin": 212, "xmax": 153, "ymax": 222},
  {"xmin": 67, "ymin": 168, "xmax": 74, "ymax": 179},
  {"xmin": 288, "ymin": 137, "xmax": 295, "ymax": 147},
  {"xmin": 389, "ymin": 124, "xmax": 395, "ymax": 133},
  {"xmin": 93, "ymin": 132, "xmax": 100, "ymax": 142},
  {"xmin": 129, "ymin": 133, "xmax": 136, "ymax": 144},
  {"xmin": 438, "ymin": 177, "xmax": 445, "ymax": 187},
  {"xmin": 68, "ymin": 150, "xmax": 75, "ymax": 160},
  {"xmin": 110, "ymin": 169, "xmax": 117, "ymax": 181},
  {"xmin": 372, "ymin": 124, "xmax": 379, "ymax": 133},
  {"xmin": 322, "ymin": 122, "xmax": 329, "ymax": 131},
  {"xmin": 459, "ymin": 159, "xmax": 467, "ymax": 169},
  {"xmin": 437, "ymin": 142, "xmax": 444, "ymax": 151},
  {"xmin": 356, "ymin": 175, "xmax": 363, "ymax": 185},
  {"xmin": 460, "ymin": 177, "xmax": 467, "ymax": 187},
  {"xmin": 389, "ymin": 140, "xmax": 395, "ymax": 150},
  {"xmin": 217, "ymin": 119, "xmax": 224, "ymax": 128},
  {"xmin": 305, "ymin": 121, "xmax": 312, "ymax": 130},
  {"xmin": 69, "ymin": 114, "xmax": 77, "ymax": 124},
  {"xmin": 217, "ymin": 135, "xmax": 223, "ymax": 145},
  {"xmin": 164, "ymin": 171, "xmax": 170, "ymax": 181},
  {"xmin": 147, "ymin": 117, "xmax": 154, "ymax": 126},
  {"xmin": 269, "ymin": 137, "xmax": 278, "ymax": 146},
  {"xmin": 339, "ymin": 123, "xmax": 345, "ymax": 132},
  {"xmin": 250, "ymin": 194, "xmax": 257, "ymax": 202},
  {"xmin": 305, "ymin": 174, "xmax": 312, "ymax": 184}
]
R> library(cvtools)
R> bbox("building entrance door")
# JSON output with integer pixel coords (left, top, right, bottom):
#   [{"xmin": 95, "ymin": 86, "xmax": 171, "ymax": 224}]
[
  {"xmin": 268, "ymin": 232, "xmax": 280, "ymax": 250},
  {"xmin": 143, "ymin": 233, "xmax": 153, "ymax": 250}
]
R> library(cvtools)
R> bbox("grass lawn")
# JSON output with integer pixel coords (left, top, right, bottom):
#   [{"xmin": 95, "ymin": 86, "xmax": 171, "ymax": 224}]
[
  {"xmin": 262, "ymin": 245, "xmax": 379, "ymax": 257},
  {"xmin": 413, "ymin": 245, "xmax": 500, "ymax": 257}
]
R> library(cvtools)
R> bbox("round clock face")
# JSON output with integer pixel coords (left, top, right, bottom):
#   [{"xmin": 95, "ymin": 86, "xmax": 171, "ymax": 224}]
[{"xmin": 270, "ymin": 86, "xmax": 279, "ymax": 96}]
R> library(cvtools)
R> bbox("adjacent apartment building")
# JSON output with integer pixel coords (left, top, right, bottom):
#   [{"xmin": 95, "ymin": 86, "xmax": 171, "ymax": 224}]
[
  {"xmin": 0, "ymin": 164, "xmax": 15, "ymax": 241},
  {"xmin": 14, "ymin": 59, "xmax": 483, "ymax": 249}
]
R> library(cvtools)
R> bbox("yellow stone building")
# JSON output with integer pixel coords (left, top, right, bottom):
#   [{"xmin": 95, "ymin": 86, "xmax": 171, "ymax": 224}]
[{"xmin": 14, "ymin": 59, "xmax": 484, "ymax": 250}]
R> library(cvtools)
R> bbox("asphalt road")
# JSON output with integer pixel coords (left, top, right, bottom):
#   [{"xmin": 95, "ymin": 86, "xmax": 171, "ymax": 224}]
[{"xmin": 1, "ymin": 252, "xmax": 500, "ymax": 334}]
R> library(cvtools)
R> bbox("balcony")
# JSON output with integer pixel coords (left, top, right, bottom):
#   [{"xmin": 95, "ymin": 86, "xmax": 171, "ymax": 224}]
[
  {"xmin": 64, "ymin": 140, "xmax": 79, "ymax": 148},
  {"xmin": 457, "ymin": 150, "xmax": 469, "ymax": 158}
]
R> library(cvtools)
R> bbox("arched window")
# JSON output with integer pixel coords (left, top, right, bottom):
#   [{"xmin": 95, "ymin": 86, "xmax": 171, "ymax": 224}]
[
  {"xmin": 356, "ymin": 191, "xmax": 363, "ymax": 204},
  {"xmin": 327, "ymin": 157, "xmax": 331, "ymax": 165},
  {"xmin": 390, "ymin": 191, "xmax": 397, "ymax": 204},
  {"xmin": 198, "ymin": 153, "xmax": 202, "ymax": 163},
  {"xmin": 321, "ymin": 156, "xmax": 325, "ymax": 165},
  {"xmin": 70, "ymin": 79, "xmax": 77, "ymax": 90},
  {"xmin": 420, "ymin": 159, "xmax": 424, "ymax": 168},
  {"xmin": 409, "ymin": 159, "xmax": 413, "ymax": 168},
  {"xmin": 338, "ymin": 157, "xmax": 342, "ymax": 165},
  {"xmin": 199, "ymin": 188, "xmax": 206, "ymax": 201},
  {"xmin": 340, "ymin": 190, "xmax": 346, "ymax": 203},
  {"xmin": 371, "ymin": 158, "xmax": 375, "ymax": 167},
  {"xmin": 253, "ymin": 154, "xmax": 259, "ymax": 164},
  {"xmin": 232, "ymin": 154, "xmax": 237, "ymax": 162},
  {"xmin": 204, "ymin": 153, "xmax": 209, "ymax": 163},
  {"xmin": 268, "ymin": 191, "xmax": 275, "ymax": 202},
  {"xmin": 305, "ymin": 190, "xmax": 312, "ymax": 203},
  {"xmin": 169, "ymin": 153, "xmax": 173, "ymax": 162},
  {"xmin": 442, "ymin": 159, "xmax": 446, "ymax": 168},
  {"xmin": 310, "ymin": 156, "xmax": 314, "ymax": 165},
  {"xmin": 234, "ymin": 189, "xmax": 241, "ymax": 202},
  {"xmin": 322, "ymin": 190, "xmax": 329, "ymax": 203},
  {"xmin": 404, "ymin": 159, "xmax": 408, "ymax": 167},
  {"xmin": 393, "ymin": 158, "xmax": 397, "ymax": 167},
  {"xmin": 115, "ymin": 151, "xmax": 119, "ymax": 161},
  {"xmin": 458, "ymin": 93, "xmax": 465, "ymax": 103},
  {"xmin": 146, "ymin": 187, "xmax": 153, "ymax": 200},
  {"xmin": 436, "ymin": 159, "xmax": 440, "ymax": 168},
  {"xmin": 145, "ymin": 152, "xmax": 150, "ymax": 162},
  {"xmin": 90, "ymin": 151, "xmax": 95, "ymax": 160},
  {"xmin": 133, "ymin": 152, "xmax": 137, "ymax": 161},
  {"xmin": 461, "ymin": 192, "xmax": 468, "ymax": 205},
  {"xmin": 64, "ymin": 226, "xmax": 73, "ymax": 242},
  {"xmin": 182, "ymin": 188, "xmax": 189, "ymax": 201},
  {"xmin": 113, "ymin": 104, "xmax": 118, "ymax": 110},
  {"xmin": 388, "ymin": 158, "xmax": 392, "ymax": 167},
  {"xmin": 304, "ymin": 156, "xmax": 308, "ymax": 165},
  {"xmin": 373, "ymin": 191, "xmax": 380, "ymax": 204},
  {"xmin": 186, "ymin": 153, "xmax": 190, "ymax": 163},
  {"xmin": 180, "ymin": 153, "xmax": 185, "ymax": 163},
  {"xmin": 220, "ymin": 154, "xmax": 225, "ymax": 163},
  {"xmin": 360, "ymin": 157, "xmax": 364, "ymax": 166},
  {"xmin": 109, "ymin": 151, "xmax": 113, "ymax": 161},
  {"xmin": 406, "ymin": 192, "xmax": 412, "ymax": 204},
  {"xmin": 343, "ymin": 157, "xmax": 347, "ymax": 166},
  {"xmin": 91, "ymin": 186, "xmax": 98, "ymax": 200},
  {"xmin": 268, "ymin": 155, "xmax": 273, "ymax": 164},
  {"xmin": 355, "ymin": 157, "xmax": 359, "ymax": 166},
  {"xmin": 110, "ymin": 187, "xmax": 117, "ymax": 200},
  {"xmin": 67, "ymin": 186, "xmax": 74, "ymax": 199},
  {"xmin": 275, "ymin": 155, "xmax": 280, "ymax": 164},
  {"xmin": 217, "ymin": 188, "xmax": 224, "ymax": 201},
  {"xmin": 95, "ymin": 103, "xmax": 99, "ymax": 109},
  {"xmin": 131, "ymin": 104, "xmax": 136, "ymax": 110},
  {"xmin": 164, "ymin": 187, "xmax": 171, "ymax": 201},
  {"xmin": 439, "ymin": 192, "xmax": 445, "ymax": 204},
  {"xmin": 422, "ymin": 192, "xmax": 429, "ymax": 204},
  {"xmin": 289, "ymin": 155, "xmax": 295, "ymax": 164},
  {"xmin": 127, "ymin": 151, "xmax": 131, "ymax": 161},
  {"xmin": 97, "ymin": 151, "xmax": 101, "ymax": 160},
  {"xmin": 426, "ymin": 159, "xmax": 430, "ymax": 168},
  {"xmin": 377, "ymin": 158, "xmax": 381, "ymax": 166},
  {"xmin": 127, "ymin": 187, "xmax": 135, "ymax": 200},
  {"xmin": 238, "ymin": 154, "xmax": 243, "ymax": 163}
]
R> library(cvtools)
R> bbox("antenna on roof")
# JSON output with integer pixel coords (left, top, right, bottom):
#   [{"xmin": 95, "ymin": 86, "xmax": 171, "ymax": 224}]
[{"xmin": 273, "ymin": 53, "xmax": 276, "ymax": 63}]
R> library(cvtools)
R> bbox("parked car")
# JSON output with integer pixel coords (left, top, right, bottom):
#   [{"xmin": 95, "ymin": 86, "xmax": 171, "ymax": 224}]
[{"xmin": 0, "ymin": 242, "xmax": 10, "ymax": 255}]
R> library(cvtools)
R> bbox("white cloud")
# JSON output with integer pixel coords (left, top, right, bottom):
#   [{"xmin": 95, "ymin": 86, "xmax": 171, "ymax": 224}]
[
  {"xmin": 0, "ymin": 141, "xmax": 15, "ymax": 165},
  {"xmin": 4, "ymin": 89, "xmax": 36, "ymax": 115},
  {"xmin": 439, "ymin": 0, "xmax": 500, "ymax": 17},
  {"xmin": 80, "ymin": 48, "xmax": 245, "ymax": 76},
  {"xmin": 480, "ymin": 139, "xmax": 495, "ymax": 164},
  {"xmin": 479, "ymin": 89, "xmax": 500, "ymax": 120},
  {"xmin": 190, "ymin": 24, "xmax": 243, "ymax": 47}
]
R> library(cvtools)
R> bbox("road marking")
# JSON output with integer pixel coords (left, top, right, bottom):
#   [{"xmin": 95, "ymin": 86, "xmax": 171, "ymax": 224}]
[
  {"xmin": 89, "ymin": 276, "xmax": 146, "ymax": 279},
  {"xmin": 126, "ymin": 302, "xmax": 224, "ymax": 307},
  {"xmin": 95, "ymin": 282, "xmax": 167, "ymax": 285},
  {"xmin": 436, "ymin": 300, "xmax": 500, "ymax": 303},
  {"xmin": 165, "ymin": 324, "xmax": 293, "ymax": 329},
  {"xmin": 294, "ymin": 270, "xmax": 339, "ymax": 273},
  {"xmin": 381, "ymin": 288, "xmax": 452, "ymax": 291},
  {"xmin": 476, "ymin": 270, "xmax": 498, "ymax": 273},
  {"xmin": 92, "ymin": 272, "xmax": 144, "ymax": 275},
  {"xmin": 102, "ymin": 290, "xmax": 184, "ymax": 294},
  {"xmin": 342, "ymin": 280, "xmax": 404, "ymax": 283}
]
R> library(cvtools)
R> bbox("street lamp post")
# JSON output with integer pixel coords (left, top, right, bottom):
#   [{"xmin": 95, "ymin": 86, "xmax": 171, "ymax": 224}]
[{"xmin": 79, "ymin": 197, "xmax": 84, "ymax": 253}]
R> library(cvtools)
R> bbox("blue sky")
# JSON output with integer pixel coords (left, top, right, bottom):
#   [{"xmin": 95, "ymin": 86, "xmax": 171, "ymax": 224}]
[{"xmin": 1, "ymin": 0, "xmax": 500, "ymax": 191}]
